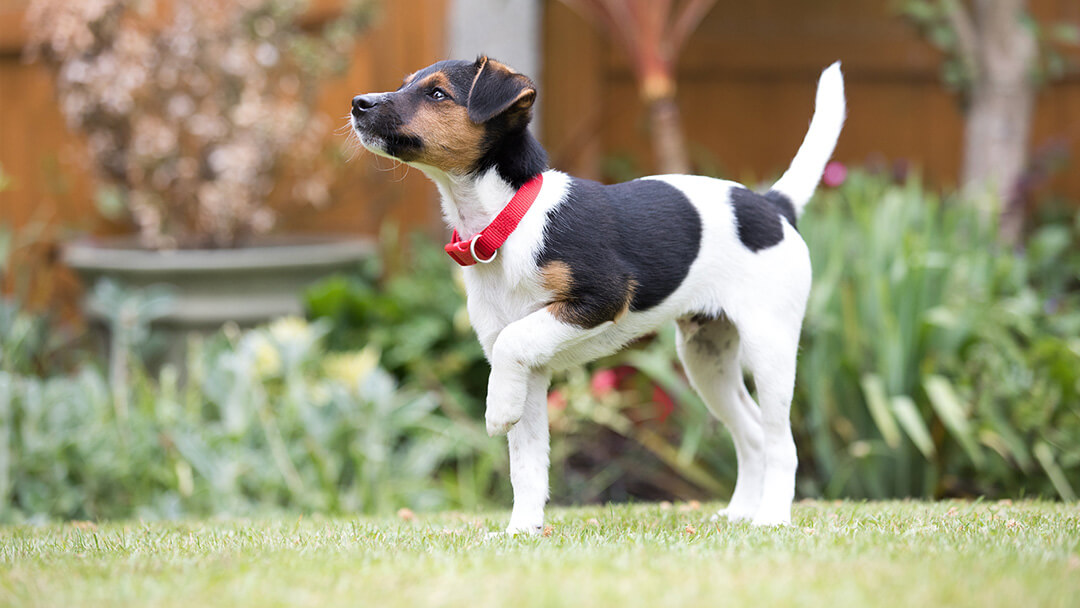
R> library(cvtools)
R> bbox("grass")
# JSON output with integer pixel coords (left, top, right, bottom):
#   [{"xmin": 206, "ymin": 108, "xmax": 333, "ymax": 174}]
[{"xmin": 1, "ymin": 500, "xmax": 1078, "ymax": 607}]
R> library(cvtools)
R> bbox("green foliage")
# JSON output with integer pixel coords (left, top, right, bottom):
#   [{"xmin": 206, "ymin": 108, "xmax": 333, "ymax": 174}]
[
  {"xmin": 303, "ymin": 235, "xmax": 491, "ymax": 421},
  {"xmin": 0, "ymin": 315, "xmax": 494, "ymax": 523},
  {"xmin": 795, "ymin": 171, "xmax": 1080, "ymax": 499},
  {"xmin": 0, "ymin": 225, "xmax": 79, "ymax": 376}
]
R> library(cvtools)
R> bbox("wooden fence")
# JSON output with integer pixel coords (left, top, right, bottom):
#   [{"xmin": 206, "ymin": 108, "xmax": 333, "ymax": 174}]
[{"xmin": 543, "ymin": 0, "xmax": 1080, "ymax": 199}]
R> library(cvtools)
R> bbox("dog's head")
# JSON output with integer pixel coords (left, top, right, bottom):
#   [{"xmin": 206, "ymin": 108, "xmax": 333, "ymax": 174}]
[{"xmin": 350, "ymin": 56, "xmax": 537, "ymax": 175}]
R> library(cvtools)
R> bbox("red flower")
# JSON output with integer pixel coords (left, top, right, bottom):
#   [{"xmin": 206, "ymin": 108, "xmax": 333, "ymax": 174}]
[{"xmin": 652, "ymin": 385, "xmax": 675, "ymax": 423}]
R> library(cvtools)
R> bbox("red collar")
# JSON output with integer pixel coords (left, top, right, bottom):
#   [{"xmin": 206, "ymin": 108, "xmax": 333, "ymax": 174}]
[{"xmin": 444, "ymin": 174, "xmax": 544, "ymax": 266}]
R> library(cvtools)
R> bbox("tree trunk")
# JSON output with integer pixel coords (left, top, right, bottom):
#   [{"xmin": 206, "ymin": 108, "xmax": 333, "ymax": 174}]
[
  {"xmin": 647, "ymin": 95, "xmax": 690, "ymax": 175},
  {"xmin": 962, "ymin": 79, "xmax": 1035, "ymax": 242},
  {"xmin": 957, "ymin": 0, "xmax": 1038, "ymax": 244}
]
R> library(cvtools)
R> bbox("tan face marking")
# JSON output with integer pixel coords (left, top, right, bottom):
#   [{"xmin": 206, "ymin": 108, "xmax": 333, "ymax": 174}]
[{"xmin": 401, "ymin": 71, "xmax": 487, "ymax": 173}]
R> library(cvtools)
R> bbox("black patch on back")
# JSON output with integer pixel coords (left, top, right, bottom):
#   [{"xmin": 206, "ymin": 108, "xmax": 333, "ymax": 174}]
[
  {"xmin": 765, "ymin": 190, "xmax": 797, "ymax": 227},
  {"xmin": 730, "ymin": 187, "xmax": 797, "ymax": 252},
  {"xmin": 537, "ymin": 178, "xmax": 702, "ymax": 327}
]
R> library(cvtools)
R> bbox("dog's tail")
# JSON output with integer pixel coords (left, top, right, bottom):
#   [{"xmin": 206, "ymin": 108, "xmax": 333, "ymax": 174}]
[{"xmin": 769, "ymin": 62, "xmax": 846, "ymax": 218}]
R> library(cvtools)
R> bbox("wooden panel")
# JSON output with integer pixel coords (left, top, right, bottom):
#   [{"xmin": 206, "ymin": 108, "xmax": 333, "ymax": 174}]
[
  {"xmin": 0, "ymin": 0, "xmax": 449, "ymax": 239},
  {"xmin": 0, "ymin": 0, "xmax": 450, "ymax": 318},
  {"xmin": 540, "ymin": 0, "xmax": 1079, "ymax": 204}
]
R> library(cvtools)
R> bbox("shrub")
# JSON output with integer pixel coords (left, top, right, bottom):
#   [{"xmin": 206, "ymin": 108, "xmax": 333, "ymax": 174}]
[
  {"xmin": 25, "ymin": 0, "xmax": 375, "ymax": 248},
  {"xmin": 0, "ymin": 315, "xmax": 494, "ymax": 522},
  {"xmin": 794, "ymin": 170, "xmax": 1080, "ymax": 499}
]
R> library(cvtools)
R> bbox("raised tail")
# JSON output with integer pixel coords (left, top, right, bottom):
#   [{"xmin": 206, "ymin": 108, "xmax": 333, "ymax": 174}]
[{"xmin": 769, "ymin": 62, "xmax": 846, "ymax": 218}]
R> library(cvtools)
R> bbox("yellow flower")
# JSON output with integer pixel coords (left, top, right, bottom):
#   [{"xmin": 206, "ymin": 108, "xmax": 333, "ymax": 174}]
[
  {"xmin": 250, "ymin": 333, "xmax": 282, "ymax": 378},
  {"xmin": 323, "ymin": 346, "xmax": 381, "ymax": 387},
  {"xmin": 268, "ymin": 315, "xmax": 311, "ymax": 344}
]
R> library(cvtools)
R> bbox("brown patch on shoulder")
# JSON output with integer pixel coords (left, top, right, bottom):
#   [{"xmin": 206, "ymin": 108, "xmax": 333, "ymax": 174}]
[
  {"xmin": 541, "ymin": 261, "xmax": 637, "ymax": 328},
  {"xmin": 613, "ymin": 279, "xmax": 637, "ymax": 323},
  {"xmin": 541, "ymin": 260, "xmax": 574, "ymax": 299},
  {"xmin": 402, "ymin": 71, "xmax": 487, "ymax": 173}
]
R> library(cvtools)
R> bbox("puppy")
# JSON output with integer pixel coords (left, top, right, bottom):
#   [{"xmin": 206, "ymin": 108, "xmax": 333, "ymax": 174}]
[{"xmin": 351, "ymin": 56, "xmax": 845, "ymax": 532}]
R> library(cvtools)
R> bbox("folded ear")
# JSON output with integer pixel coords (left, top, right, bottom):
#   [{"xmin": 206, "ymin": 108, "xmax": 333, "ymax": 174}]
[{"xmin": 467, "ymin": 56, "xmax": 537, "ymax": 124}]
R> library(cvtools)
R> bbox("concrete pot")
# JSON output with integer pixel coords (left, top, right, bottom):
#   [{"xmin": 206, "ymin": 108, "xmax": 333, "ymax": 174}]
[{"xmin": 63, "ymin": 235, "xmax": 374, "ymax": 330}]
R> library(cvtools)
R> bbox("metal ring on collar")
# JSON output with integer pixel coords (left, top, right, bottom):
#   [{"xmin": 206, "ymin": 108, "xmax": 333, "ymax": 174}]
[{"xmin": 470, "ymin": 234, "xmax": 497, "ymax": 264}]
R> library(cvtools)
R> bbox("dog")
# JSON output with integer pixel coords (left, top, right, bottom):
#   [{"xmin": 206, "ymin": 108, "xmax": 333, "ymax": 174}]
[{"xmin": 351, "ymin": 56, "xmax": 845, "ymax": 532}]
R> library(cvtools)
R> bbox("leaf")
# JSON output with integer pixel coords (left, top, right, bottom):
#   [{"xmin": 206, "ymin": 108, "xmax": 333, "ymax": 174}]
[
  {"xmin": 1033, "ymin": 442, "xmax": 1077, "ymax": 501},
  {"xmin": 1050, "ymin": 22, "xmax": 1080, "ymax": 45},
  {"xmin": 860, "ymin": 374, "xmax": 901, "ymax": 449},
  {"xmin": 923, "ymin": 375, "xmax": 984, "ymax": 468},
  {"xmin": 891, "ymin": 395, "xmax": 936, "ymax": 460}
]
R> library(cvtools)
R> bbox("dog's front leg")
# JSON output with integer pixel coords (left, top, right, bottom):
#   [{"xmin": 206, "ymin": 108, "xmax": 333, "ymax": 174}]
[
  {"xmin": 505, "ymin": 370, "xmax": 551, "ymax": 534},
  {"xmin": 485, "ymin": 308, "xmax": 611, "ymax": 436},
  {"xmin": 486, "ymin": 309, "xmax": 611, "ymax": 534}
]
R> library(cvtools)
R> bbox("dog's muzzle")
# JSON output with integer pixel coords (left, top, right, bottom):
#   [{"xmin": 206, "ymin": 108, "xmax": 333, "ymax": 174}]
[{"xmin": 352, "ymin": 93, "xmax": 387, "ymax": 118}]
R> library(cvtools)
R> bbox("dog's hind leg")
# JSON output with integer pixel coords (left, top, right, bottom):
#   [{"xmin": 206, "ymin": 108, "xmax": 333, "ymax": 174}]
[
  {"xmin": 505, "ymin": 370, "xmax": 552, "ymax": 534},
  {"xmin": 676, "ymin": 315, "xmax": 765, "ymax": 522},
  {"xmin": 737, "ymin": 318, "xmax": 801, "ymax": 526}
]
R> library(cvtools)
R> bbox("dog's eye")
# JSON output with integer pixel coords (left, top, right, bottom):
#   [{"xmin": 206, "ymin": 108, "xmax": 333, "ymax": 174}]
[{"xmin": 428, "ymin": 88, "xmax": 448, "ymax": 101}]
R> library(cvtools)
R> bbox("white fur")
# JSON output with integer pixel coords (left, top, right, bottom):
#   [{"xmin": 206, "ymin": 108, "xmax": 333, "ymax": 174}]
[
  {"xmin": 357, "ymin": 64, "xmax": 845, "ymax": 533},
  {"xmin": 771, "ymin": 61, "xmax": 846, "ymax": 215}
]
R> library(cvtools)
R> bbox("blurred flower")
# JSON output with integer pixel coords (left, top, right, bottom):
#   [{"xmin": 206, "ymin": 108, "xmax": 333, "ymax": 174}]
[
  {"xmin": 268, "ymin": 315, "xmax": 311, "ymax": 345},
  {"xmin": 248, "ymin": 332, "xmax": 282, "ymax": 378},
  {"xmin": 652, "ymin": 385, "xmax": 675, "ymax": 423},
  {"xmin": 547, "ymin": 389, "xmax": 568, "ymax": 411},
  {"xmin": 590, "ymin": 369, "xmax": 618, "ymax": 397},
  {"xmin": 822, "ymin": 161, "xmax": 848, "ymax": 187},
  {"xmin": 25, "ymin": 0, "xmax": 375, "ymax": 249},
  {"xmin": 323, "ymin": 347, "xmax": 380, "ymax": 387}
]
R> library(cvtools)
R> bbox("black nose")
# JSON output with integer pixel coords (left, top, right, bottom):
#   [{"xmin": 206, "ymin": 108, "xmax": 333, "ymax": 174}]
[{"xmin": 352, "ymin": 94, "xmax": 380, "ymax": 116}]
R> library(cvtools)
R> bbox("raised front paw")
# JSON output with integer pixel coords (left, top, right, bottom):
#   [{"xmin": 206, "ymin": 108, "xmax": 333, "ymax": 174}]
[
  {"xmin": 485, "ymin": 376, "xmax": 526, "ymax": 436},
  {"xmin": 485, "ymin": 404, "xmax": 522, "ymax": 436}
]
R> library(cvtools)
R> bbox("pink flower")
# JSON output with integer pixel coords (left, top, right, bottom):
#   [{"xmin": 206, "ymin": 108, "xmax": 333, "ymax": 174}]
[
  {"xmin": 822, "ymin": 161, "xmax": 847, "ymax": 188},
  {"xmin": 547, "ymin": 389, "xmax": 567, "ymax": 411},
  {"xmin": 590, "ymin": 369, "xmax": 619, "ymax": 397}
]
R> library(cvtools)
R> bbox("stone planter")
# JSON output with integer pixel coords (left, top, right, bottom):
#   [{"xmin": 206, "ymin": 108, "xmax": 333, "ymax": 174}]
[{"xmin": 63, "ymin": 235, "xmax": 374, "ymax": 330}]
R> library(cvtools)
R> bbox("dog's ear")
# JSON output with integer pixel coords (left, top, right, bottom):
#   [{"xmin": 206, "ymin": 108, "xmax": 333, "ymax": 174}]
[{"xmin": 467, "ymin": 56, "xmax": 536, "ymax": 125}]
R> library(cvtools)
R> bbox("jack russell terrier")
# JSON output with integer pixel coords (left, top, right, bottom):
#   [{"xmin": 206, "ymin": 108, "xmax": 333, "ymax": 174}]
[{"xmin": 351, "ymin": 56, "xmax": 845, "ymax": 532}]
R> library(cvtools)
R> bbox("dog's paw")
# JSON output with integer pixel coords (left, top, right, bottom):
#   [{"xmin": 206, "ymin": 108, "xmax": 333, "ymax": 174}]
[
  {"xmin": 485, "ymin": 407, "xmax": 521, "ymax": 436},
  {"xmin": 712, "ymin": 505, "xmax": 756, "ymax": 523},
  {"xmin": 505, "ymin": 523, "xmax": 543, "ymax": 536},
  {"xmin": 750, "ymin": 509, "xmax": 792, "ymax": 527},
  {"xmin": 485, "ymin": 379, "xmax": 526, "ymax": 436}
]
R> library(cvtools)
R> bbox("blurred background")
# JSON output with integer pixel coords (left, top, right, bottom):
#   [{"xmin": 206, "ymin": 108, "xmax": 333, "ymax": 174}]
[{"xmin": 0, "ymin": 0, "xmax": 1078, "ymax": 523}]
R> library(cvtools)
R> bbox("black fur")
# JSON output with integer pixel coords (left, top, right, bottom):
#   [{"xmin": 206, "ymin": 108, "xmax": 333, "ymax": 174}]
[
  {"xmin": 477, "ymin": 127, "xmax": 548, "ymax": 190},
  {"xmin": 764, "ymin": 190, "xmax": 797, "ymax": 227},
  {"xmin": 469, "ymin": 57, "xmax": 546, "ymax": 188},
  {"xmin": 730, "ymin": 187, "xmax": 797, "ymax": 253},
  {"xmin": 537, "ymin": 178, "xmax": 702, "ymax": 328},
  {"xmin": 466, "ymin": 58, "xmax": 536, "ymax": 124}
]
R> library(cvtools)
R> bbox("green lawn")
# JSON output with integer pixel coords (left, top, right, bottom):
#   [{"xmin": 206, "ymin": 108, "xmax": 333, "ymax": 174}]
[{"xmin": 2, "ymin": 500, "xmax": 1078, "ymax": 607}]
